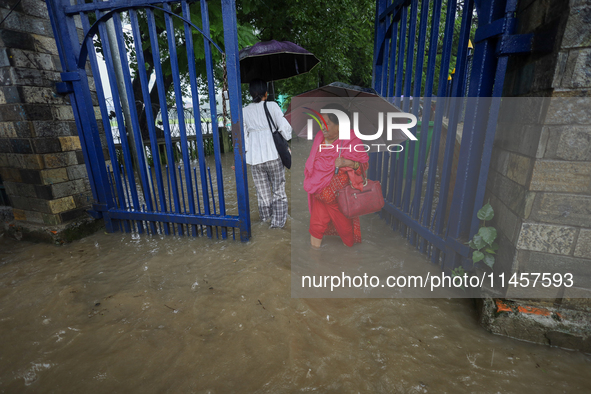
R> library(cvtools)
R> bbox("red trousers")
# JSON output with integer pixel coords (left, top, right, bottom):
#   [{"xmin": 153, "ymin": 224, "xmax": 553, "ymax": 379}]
[{"xmin": 309, "ymin": 199, "xmax": 355, "ymax": 247}]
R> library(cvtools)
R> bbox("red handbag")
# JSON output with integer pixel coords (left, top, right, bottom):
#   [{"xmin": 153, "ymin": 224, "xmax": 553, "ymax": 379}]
[{"xmin": 336, "ymin": 169, "xmax": 385, "ymax": 218}]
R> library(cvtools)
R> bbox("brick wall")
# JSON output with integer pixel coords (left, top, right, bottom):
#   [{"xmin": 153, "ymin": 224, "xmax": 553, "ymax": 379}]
[
  {"xmin": 489, "ymin": 0, "xmax": 591, "ymax": 297},
  {"xmin": 0, "ymin": 0, "xmax": 94, "ymax": 227}
]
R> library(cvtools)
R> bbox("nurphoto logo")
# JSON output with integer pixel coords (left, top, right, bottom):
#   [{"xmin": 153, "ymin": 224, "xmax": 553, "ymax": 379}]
[{"xmin": 305, "ymin": 107, "xmax": 418, "ymax": 152}]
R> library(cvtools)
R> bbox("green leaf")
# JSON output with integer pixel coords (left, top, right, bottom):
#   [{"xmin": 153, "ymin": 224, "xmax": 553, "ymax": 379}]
[
  {"xmin": 472, "ymin": 250, "xmax": 484, "ymax": 263},
  {"xmin": 468, "ymin": 240, "xmax": 477, "ymax": 249},
  {"xmin": 484, "ymin": 248, "xmax": 496, "ymax": 254},
  {"xmin": 478, "ymin": 227, "xmax": 497, "ymax": 245},
  {"xmin": 483, "ymin": 254, "xmax": 495, "ymax": 269},
  {"xmin": 477, "ymin": 203, "xmax": 494, "ymax": 221},
  {"xmin": 491, "ymin": 242, "xmax": 499, "ymax": 251},
  {"xmin": 472, "ymin": 234, "xmax": 487, "ymax": 250}
]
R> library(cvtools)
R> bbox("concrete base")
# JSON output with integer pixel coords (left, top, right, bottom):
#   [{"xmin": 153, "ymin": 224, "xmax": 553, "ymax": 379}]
[
  {"xmin": 477, "ymin": 298, "xmax": 591, "ymax": 353},
  {"xmin": 1, "ymin": 209, "xmax": 104, "ymax": 244}
]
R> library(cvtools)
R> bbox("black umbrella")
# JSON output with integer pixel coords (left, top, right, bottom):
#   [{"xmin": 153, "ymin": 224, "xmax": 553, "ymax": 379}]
[{"xmin": 239, "ymin": 40, "xmax": 320, "ymax": 84}]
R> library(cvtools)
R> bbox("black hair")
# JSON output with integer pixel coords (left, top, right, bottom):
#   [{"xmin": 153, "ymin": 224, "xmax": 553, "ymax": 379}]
[
  {"xmin": 322, "ymin": 103, "xmax": 350, "ymax": 125},
  {"xmin": 249, "ymin": 79, "xmax": 267, "ymax": 103}
]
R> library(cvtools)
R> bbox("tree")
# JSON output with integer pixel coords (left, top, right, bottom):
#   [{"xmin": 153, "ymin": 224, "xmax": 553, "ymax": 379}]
[
  {"xmin": 236, "ymin": 0, "xmax": 376, "ymax": 100},
  {"xmin": 97, "ymin": 2, "xmax": 256, "ymax": 140}
]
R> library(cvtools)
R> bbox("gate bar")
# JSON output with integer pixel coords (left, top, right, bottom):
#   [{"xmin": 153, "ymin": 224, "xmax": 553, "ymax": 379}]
[
  {"xmin": 77, "ymin": 3, "xmax": 126, "ymax": 232},
  {"xmin": 146, "ymin": 8, "xmax": 184, "ymax": 235},
  {"xmin": 180, "ymin": 0, "xmax": 205, "ymax": 237},
  {"xmin": 163, "ymin": 2, "xmax": 197, "ymax": 236},
  {"xmin": 94, "ymin": 9, "xmax": 144, "ymax": 232},
  {"xmin": 128, "ymin": 10, "xmax": 169, "ymax": 234},
  {"xmin": 113, "ymin": 13, "xmax": 157, "ymax": 234},
  {"xmin": 221, "ymin": 0, "xmax": 250, "ymax": 241}
]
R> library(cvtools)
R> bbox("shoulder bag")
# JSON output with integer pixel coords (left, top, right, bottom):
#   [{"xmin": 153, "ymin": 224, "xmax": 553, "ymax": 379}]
[
  {"xmin": 263, "ymin": 101, "xmax": 291, "ymax": 169},
  {"xmin": 336, "ymin": 164, "xmax": 385, "ymax": 219}
]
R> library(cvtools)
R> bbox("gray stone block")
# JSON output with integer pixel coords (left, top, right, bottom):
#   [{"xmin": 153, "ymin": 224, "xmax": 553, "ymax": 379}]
[
  {"xmin": 18, "ymin": 168, "xmax": 41, "ymax": 184},
  {"xmin": 43, "ymin": 151, "xmax": 77, "ymax": 168},
  {"xmin": 515, "ymin": 250, "xmax": 591, "ymax": 287},
  {"xmin": 561, "ymin": 49, "xmax": 591, "ymax": 89},
  {"xmin": 490, "ymin": 149, "xmax": 510, "ymax": 176},
  {"xmin": 24, "ymin": 210, "xmax": 44, "ymax": 224},
  {"xmin": 73, "ymin": 191, "xmax": 92, "ymax": 208},
  {"xmin": 0, "ymin": 139, "xmax": 11, "ymax": 153},
  {"xmin": 0, "ymin": 10, "xmax": 49, "ymax": 36},
  {"xmin": 34, "ymin": 184, "xmax": 52, "ymax": 200},
  {"xmin": 545, "ymin": 97, "xmax": 591, "ymax": 125},
  {"xmin": 10, "ymin": 68, "xmax": 60, "ymax": 87},
  {"xmin": 506, "ymin": 153, "xmax": 534, "ymax": 186},
  {"xmin": 19, "ymin": 0, "xmax": 49, "ymax": 19},
  {"xmin": 562, "ymin": 5, "xmax": 591, "ymax": 49},
  {"xmin": 7, "ymin": 48, "xmax": 55, "ymax": 71},
  {"xmin": 20, "ymin": 86, "xmax": 68, "ymax": 105},
  {"xmin": 516, "ymin": 222, "xmax": 577, "ymax": 255},
  {"xmin": 51, "ymin": 179, "xmax": 86, "ymax": 198},
  {"xmin": 66, "ymin": 164, "xmax": 88, "ymax": 180},
  {"xmin": 32, "ymin": 138, "xmax": 61, "ymax": 154},
  {"xmin": 10, "ymin": 195, "xmax": 50, "ymax": 213},
  {"xmin": 530, "ymin": 160, "xmax": 591, "ymax": 193},
  {"xmin": 0, "ymin": 85, "xmax": 20, "ymax": 104},
  {"xmin": 10, "ymin": 138, "xmax": 33, "ymax": 154},
  {"xmin": 487, "ymin": 170, "xmax": 530, "ymax": 217},
  {"xmin": 544, "ymin": 125, "xmax": 591, "ymax": 161},
  {"xmin": 0, "ymin": 29, "xmax": 36, "ymax": 51},
  {"xmin": 531, "ymin": 192, "xmax": 591, "ymax": 228},
  {"xmin": 574, "ymin": 229, "xmax": 591, "ymax": 258},
  {"xmin": 22, "ymin": 104, "xmax": 53, "ymax": 121},
  {"xmin": 487, "ymin": 193, "xmax": 522, "ymax": 245},
  {"xmin": 33, "ymin": 120, "xmax": 74, "ymax": 138}
]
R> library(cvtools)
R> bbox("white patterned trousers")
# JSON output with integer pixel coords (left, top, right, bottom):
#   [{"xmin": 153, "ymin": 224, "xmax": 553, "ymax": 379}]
[{"xmin": 250, "ymin": 158, "xmax": 288, "ymax": 228}]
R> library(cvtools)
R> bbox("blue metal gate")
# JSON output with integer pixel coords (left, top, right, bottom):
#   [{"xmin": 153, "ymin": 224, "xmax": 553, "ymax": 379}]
[
  {"xmin": 45, "ymin": 0, "xmax": 251, "ymax": 240},
  {"xmin": 371, "ymin": 0, "xmax": 531, "ymax": 269}
]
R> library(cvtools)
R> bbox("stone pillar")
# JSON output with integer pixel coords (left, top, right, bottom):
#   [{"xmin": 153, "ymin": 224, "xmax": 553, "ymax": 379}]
[
  {"xmin": 0, "ymin": 0, "xmax": 99, "ymax": 242},
  {"xmin": 479, "ymin": 0, "xmax": 591, "ymax": 351}
]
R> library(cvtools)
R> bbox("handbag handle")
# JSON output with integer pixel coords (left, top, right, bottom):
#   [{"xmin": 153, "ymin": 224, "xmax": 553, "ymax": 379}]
[{"xmin": 263, "ymin": 100, "xmax": 278, "ymax": 133}]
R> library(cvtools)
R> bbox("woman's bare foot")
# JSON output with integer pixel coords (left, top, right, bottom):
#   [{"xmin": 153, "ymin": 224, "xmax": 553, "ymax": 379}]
[{"xmin": 311, "ymin": 235, "xmax": 322, "ymax": 249}]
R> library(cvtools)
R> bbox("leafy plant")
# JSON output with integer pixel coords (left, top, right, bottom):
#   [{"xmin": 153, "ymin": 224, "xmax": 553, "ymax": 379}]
[
  {"xmin": 451, "ymin": 266, "xmax": 466, "ymax": 290},
  {"xmin": 467, "ymin": 202, "xmax": 498, "ymax": 269}
]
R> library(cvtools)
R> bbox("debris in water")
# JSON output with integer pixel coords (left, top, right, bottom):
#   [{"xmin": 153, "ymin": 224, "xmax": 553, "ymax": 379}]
[{"xmin": 258, "ymin": 300, "xmax": 266, "ymax": 310}]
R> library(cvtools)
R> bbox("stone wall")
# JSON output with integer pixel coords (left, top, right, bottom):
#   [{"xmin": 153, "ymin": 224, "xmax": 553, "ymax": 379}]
[
  {"xmin": 480, "ymin": 0, "xmax": 591, "ymax": 349},
  {"xmin": 0, "ymin": 0, "xmax": 96, "ymax": 240}
]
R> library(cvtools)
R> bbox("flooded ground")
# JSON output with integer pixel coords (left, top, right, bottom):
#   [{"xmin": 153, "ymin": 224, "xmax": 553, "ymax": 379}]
[{"xmin": 1, "ymin": 147, "xmax": 591, "ymax": 393}]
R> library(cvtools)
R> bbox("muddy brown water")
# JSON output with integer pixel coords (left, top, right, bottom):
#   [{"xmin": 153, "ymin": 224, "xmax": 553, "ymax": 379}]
[{"xmin": 1, "ymin": 147, "xmax": 590, "ymax": 393}]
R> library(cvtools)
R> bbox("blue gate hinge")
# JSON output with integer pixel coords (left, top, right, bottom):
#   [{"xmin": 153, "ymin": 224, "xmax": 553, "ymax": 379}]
[
  {"xmin": 56, "ymin": 72, "xmax": 81, "ymax": 95},
  {"xmin": 56, "ymin": 81, "xmax": 73, "ymax": 94},
  {"xmin": 496, "ymin": 33, "xmax": 534, "ymax": 55},
  {"xmin": 87, "ymin": 203, "xmax": 108, "ymax": 219},
  {"xmin": 60, "ymin": 72, "xmax": 81, "ymax": 81}
]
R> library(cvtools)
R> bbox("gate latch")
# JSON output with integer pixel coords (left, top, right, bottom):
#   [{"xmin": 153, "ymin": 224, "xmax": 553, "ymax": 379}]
[
  {"xmin": 87, "ymin": 203, "xmax": 107, "ymax": 219},
  {"xmin": 56, "ymin": 71, "xmax": 81, "ymax": 95}
]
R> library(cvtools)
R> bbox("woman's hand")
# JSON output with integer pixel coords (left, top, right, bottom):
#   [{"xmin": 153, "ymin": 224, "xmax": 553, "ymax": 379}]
[{"xmin": 335, "ymin": 157, "xmax": 355, "ymax": 169}]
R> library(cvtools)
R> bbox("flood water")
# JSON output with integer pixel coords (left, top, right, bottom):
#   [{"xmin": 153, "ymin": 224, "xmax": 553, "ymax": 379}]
[{"xmin": 1, "ymin": 148, "xmax": 590, "ymax": 393}]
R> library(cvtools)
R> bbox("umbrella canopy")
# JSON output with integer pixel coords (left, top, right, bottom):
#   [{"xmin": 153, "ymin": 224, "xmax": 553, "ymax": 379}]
[
  {"xmin": 285, "ymin": 82, "xmax": 413, "ymax": 146},
  {"xmin": 239, "ymin": 40, "xmax": 320, "ymax": 83}
]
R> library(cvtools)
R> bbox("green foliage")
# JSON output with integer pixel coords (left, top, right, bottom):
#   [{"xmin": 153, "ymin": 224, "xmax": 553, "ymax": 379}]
[
  {"xmin": 467, "ymin": 203, "xmax": 498, "ymax": 270},
  {"xmin": 451, "ymin": 266, "xmax": 466, "ymax": 291},
  {"xmin": 236, "ymin": 0, "xmax": 375, "ymax": 97}
]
